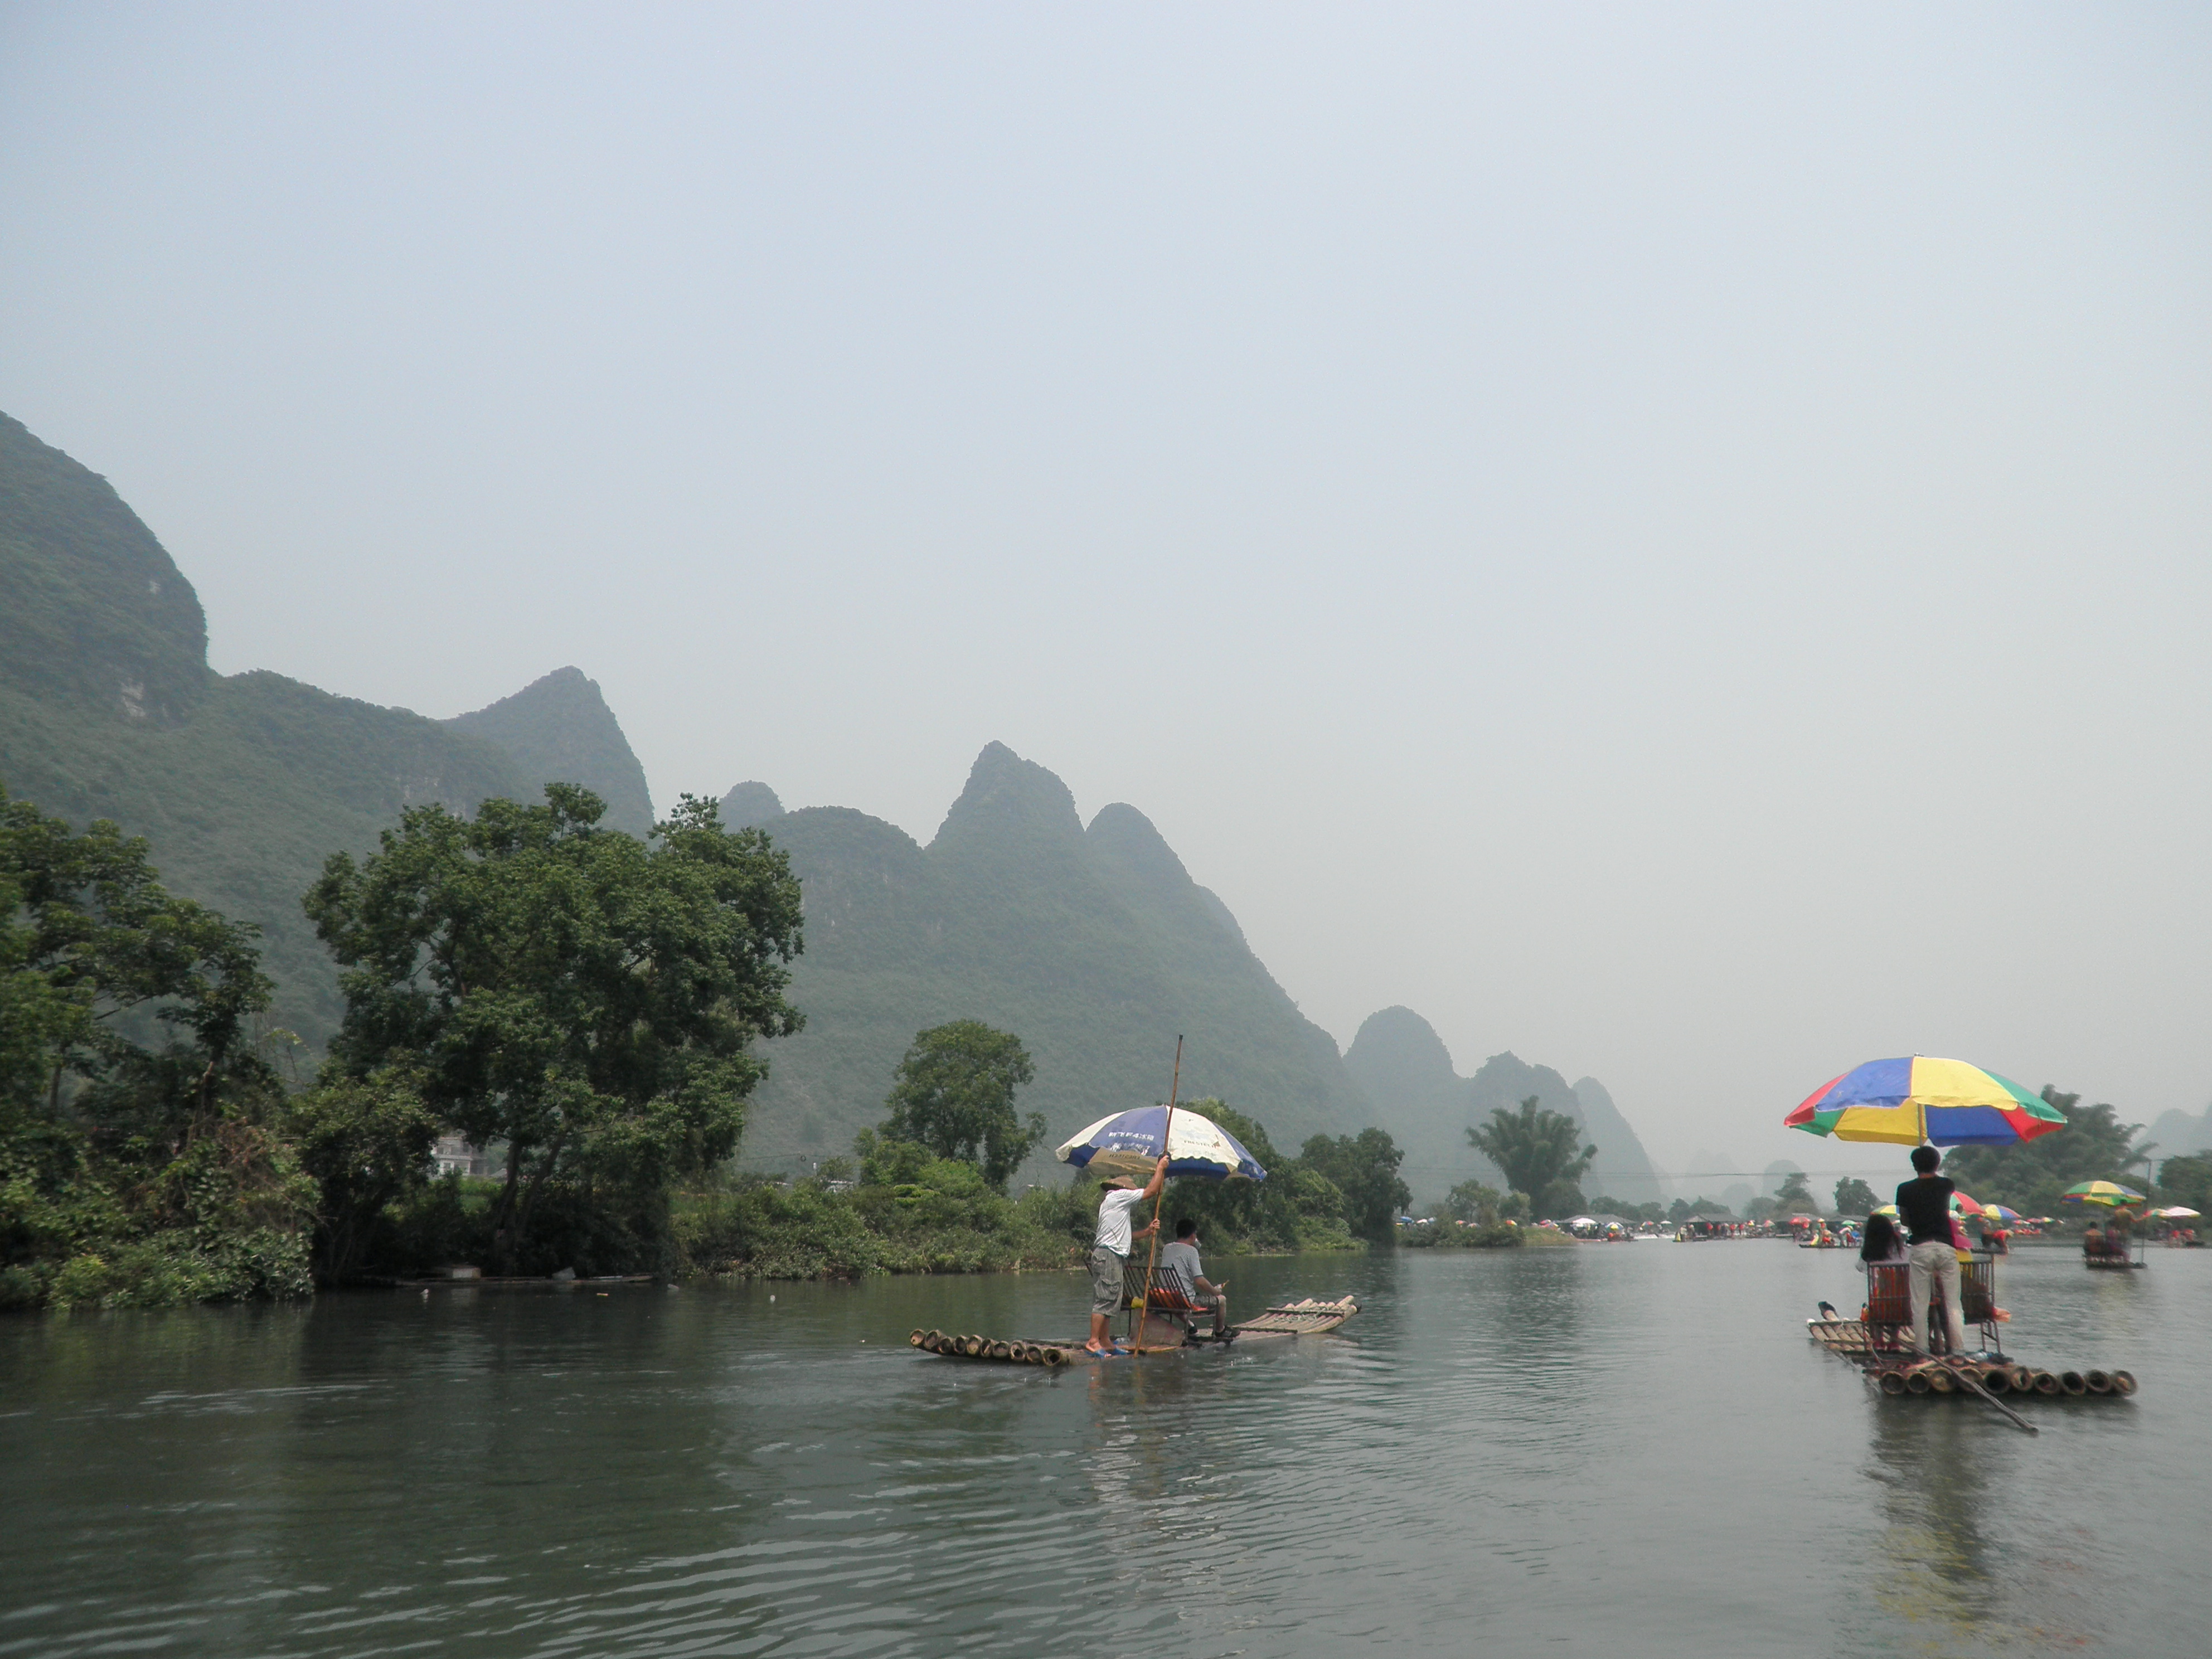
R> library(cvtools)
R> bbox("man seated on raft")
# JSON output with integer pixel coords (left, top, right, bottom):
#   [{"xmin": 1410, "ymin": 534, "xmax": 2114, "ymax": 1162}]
[
  {"xmin": 1158, "ymin": 1217, "xmax": 1230, "ymax": 1339},
  {"xmin": 1089, "ymin": 1156, "xmax": 1168, "ymax": 1357}
]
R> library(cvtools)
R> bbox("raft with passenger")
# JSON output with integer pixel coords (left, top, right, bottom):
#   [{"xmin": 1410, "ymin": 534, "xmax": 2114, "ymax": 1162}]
[
  {"xmin": 911, "ymin": 1293, "xmax": 1362, "ymax": 1366},
  {"xmin": 1804, "ymin": 1255, "xmax": 2138, "ymax": 1404}
]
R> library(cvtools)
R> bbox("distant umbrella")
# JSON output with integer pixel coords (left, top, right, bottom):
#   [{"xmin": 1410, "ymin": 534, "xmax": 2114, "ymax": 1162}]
[
  {"xmin": 2061, "ymin": 1181, "xmax": 2146, "ymax": 1207},
  {"xmin": 1983, "ymin": 1204, "xmax": 2023, "ymax": 1222}
]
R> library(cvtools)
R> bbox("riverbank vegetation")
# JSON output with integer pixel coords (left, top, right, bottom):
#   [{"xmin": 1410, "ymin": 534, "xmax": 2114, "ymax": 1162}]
[
  {"xmin": 2, "ymin": 789, "xmax": 316, "ymax": 1308},
  {"xmin": 3, "ymin": 785, "xmax": 1413, "ymax": 1304}
]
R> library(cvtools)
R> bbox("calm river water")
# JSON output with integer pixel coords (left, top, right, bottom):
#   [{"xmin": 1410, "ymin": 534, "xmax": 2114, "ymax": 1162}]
[{"xmin": 2, "ymin": 1242, "xmax": 2205, "ymax": 1657}]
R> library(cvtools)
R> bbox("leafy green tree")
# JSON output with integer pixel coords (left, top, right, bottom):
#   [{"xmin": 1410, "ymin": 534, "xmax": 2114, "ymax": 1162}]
[
  {"xmin": 287, "ymin": 1066, "xmax": 441, "ymax": 1282},
  {"xmin": 879, "ymin": 1020, "xmax": 1041, "ymax": 1191},
  {"xmin": 1157, "ymin": 1102, "xmax": 1349, "ymax": 1253},
  {"xmin": 1940, "ymin": 1088, "xmax": 2151, "ymax": 1213},
  {"xmin": 305, "ymin": 786, "xmax": 804, "ymax": 1270},
  {"xmin": 1300, "ymin": 1127, "xmax": 1411, "ymax": 1242},
  {"xmin": 1833, "ymin": 1176, "xmax": 1880, "ymax": 1215},
  {"xmin": 1445, "ymin": 1178, "xmax": 1504, "ymax": 1225},
  {"xmin": 1773, "ymin": 1170, "xmax": 1817, "ymax": 1213},
  {"xmin": 1468, "ymin": 1096, "xmax": 1596, "ymax": 1217},
  {"xmin": 2155, "ymin": 1151, "xmax": 2212, "ymax": 1217},
  {"xmin": 2, "ymin": 789, "xmax": 312, "ymax": 1308}
]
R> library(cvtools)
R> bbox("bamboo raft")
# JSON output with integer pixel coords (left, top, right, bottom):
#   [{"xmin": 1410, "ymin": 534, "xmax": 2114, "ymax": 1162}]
[
  {"xmin": 1806, "ymin": 1315, "xmax": 2137, "ymax": 1400},
  {"xmin": 911, "ymin": 1295, "xmax": 1361, "ymax": 1366},
  {"xmin": 394, "ymin": 1273, "xmax": 657, "ymax": 1290}
]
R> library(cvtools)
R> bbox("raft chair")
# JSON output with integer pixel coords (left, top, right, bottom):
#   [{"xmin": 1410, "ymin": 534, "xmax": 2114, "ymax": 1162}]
[
  {"xmin": 1118, "ymin": 1259, "xmax": 1216, "ymax": 1345},
  {"xmin": 1864, "ymin": 1257, "xmax": 2000, "ymax": 1362}
]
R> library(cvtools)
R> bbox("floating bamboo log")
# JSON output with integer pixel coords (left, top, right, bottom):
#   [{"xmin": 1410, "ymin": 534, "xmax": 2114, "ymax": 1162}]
[
  {"xmin": 2085, "ymin": 1370, "xmax": 2112, "ymax": 1394},
  {"xmin": 1925, "ymin": 1366, "xmax": 1956, "ymax": 1394},
  {"xmin": 2007, "ymin": 1364, "xmax": 2034, "ymax": 1394},
  {"xmin": 1904, "ymin": 1369, "xmax": 1932, "ymax": 1394},
  {"xmin": 909, "ymin": 1329, "xmax": 925, "ymax": 1347},
  {"xmin": 2112, "ymin": 1370, "xmax": 2136, "ymax": 1395},
  {"xmin": 1976, "ymin": 1366, "xmax": 2011, "ymax": 1394},
  {"xmin": 2060, "ymin": 1370, "xmax": 2087, "ymax": 1395},
  {"xmin": 1878, "ymin": 1370, "xmax": 1909, "ymax": 1395},
  {"xmin": 988, "ymin": 1341, "xmax": 1012, "ymax": 1361},
  {"xmin": 2032, "ymin": 1370, "xmax": 2061, "ymax": 1395}
]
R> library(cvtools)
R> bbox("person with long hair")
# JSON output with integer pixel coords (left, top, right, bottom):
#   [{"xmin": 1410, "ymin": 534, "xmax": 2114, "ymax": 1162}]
[{"xmin": 1860, "ymin": 1210, "xmax": 1905, "ymax": 1264}]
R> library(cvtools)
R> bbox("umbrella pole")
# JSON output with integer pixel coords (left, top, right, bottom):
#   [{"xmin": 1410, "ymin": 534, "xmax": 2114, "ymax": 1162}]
[{"xmin": 1133, "ymin": 1035, "xmax": 1183, "ymax": 1356}]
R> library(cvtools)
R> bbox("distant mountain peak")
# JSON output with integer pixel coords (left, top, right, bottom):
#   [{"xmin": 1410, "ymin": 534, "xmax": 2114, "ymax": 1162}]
[
  {"xmin": 1346, "ymin": 1007, "xmax": 1459, "ymax": 1092},
  {"xmin": 0, "ymin": 410, "xmax": 209, "ymax": 725},
  {"xmin": 1085, "ymin": 802, "xmax": 1194, "ymax": 890},
  {"xmin": 932, "ymin": 741, "xmax": 1082, "ymax": 850},
  {"xmin": 443, "ymin": 667, "xmax": 654, "ymax": 836},
  {"xmin": 719, "ymin": 780, "xmax": 785, "ymax": 829}
]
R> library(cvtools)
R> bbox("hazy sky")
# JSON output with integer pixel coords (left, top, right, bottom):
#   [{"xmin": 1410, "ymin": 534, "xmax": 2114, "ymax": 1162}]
[{"xmin": 5, "ymin": 3, "xmax": 2208, "ymax": 1181}]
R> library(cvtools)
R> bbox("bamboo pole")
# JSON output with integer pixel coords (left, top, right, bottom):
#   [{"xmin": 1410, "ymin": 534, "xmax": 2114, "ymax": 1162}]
[
  {"xmin": 1949, "ymin": 1361, "xmax": 2038, "ymax": 1432},
  {"xmin": 1131, "ymin": 1036, "xmax": 1183, "ymax": 1356}
]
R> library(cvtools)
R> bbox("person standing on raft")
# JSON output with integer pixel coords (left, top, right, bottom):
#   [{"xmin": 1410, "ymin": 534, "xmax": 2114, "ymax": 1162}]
[
  {"xmin": 1897, "ymin": 1144, "xmax": 1968, "ymax": 1357},
  {"xmin": 1089, "ymin": 1156, "xmax": 1169, "ymax": 1356}
]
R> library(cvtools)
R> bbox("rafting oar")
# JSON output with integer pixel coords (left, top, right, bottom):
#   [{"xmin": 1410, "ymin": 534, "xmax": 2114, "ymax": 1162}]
[
  {"xmin": 1947, "ymin": 1361, "xmax": 2038, "ymax": 1433},
  {"xmin": 1131, "ymin": 1035, "xmax": 1182, "ymax": 1356}
]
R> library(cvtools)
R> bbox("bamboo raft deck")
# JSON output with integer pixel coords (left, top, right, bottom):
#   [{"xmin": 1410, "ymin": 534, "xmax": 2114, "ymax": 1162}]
[
  {"xmin": 912, "ymin": 1295, "xmax": 1361, "ymax": 1367},
  {"xmin": 394, "ymin": 1273, "xmax": 657, "ymax": 1291},
  {"xmin": 1806, "ymin": 1314, "xmax": 2137, "ymax": 1400}
]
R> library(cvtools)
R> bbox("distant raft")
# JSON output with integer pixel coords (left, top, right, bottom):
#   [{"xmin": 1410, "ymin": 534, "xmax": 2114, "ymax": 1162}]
[{"xmin": 909, "ymin": 1295, "xmax": 1361, "ymax": 1365}]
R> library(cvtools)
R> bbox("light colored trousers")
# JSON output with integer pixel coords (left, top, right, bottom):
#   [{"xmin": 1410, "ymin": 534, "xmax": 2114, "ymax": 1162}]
[{"xmin": 1908, "ymin": 1239, "xmax": 1968, "ymax": 1355}]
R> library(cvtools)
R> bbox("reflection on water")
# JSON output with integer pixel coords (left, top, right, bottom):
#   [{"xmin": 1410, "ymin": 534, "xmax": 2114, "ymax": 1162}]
[{"xmin": 2, "ymin": 1246, "xmax": 2205, "ymax": 1655}]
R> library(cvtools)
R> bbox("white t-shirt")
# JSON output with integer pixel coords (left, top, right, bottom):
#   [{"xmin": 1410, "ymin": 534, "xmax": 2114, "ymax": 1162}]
[
  {"xmin": 1095, "ymin": 1188, "xmax": 1147, "ymax": 1255},
  {"xmin": 1158, "ymin": 1239, "xmax": 1205, "ymax": 1291}
]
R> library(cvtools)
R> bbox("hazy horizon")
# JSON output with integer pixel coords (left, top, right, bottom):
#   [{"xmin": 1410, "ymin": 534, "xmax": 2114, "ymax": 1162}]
[{"xmin": 6, "ymin": 3, "xmax": 2208, "ymax": 1177}]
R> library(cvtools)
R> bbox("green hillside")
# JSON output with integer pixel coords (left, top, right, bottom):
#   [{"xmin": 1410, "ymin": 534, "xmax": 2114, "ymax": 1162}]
[
  {"xmin": 728, "ymin": 743, "xmax": 1375, "ymax": 1177},
  {"xmin": 0, "ymin": 412, "xmax": 656, "ymax": 1049},
  {"xmin": 1343, "ymin": 1005, "xmax": 1667, "ymax": 1209}
]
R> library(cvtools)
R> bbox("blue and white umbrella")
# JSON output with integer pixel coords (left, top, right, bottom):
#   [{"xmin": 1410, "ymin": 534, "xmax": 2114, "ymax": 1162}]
[{"xmin": 1056, "ymin": 1106, "xmax": 1267, "ymax": 1183}]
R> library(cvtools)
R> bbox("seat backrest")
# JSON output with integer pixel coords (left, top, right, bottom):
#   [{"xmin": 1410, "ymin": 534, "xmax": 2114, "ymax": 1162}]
[{"xmin": 1146, "ymin": 1262, "xmax": 1199, "ymax": 1309}]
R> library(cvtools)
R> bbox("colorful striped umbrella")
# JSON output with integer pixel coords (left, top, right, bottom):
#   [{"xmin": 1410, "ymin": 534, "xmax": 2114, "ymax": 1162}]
[
  {"xmin": 2060, "ymin": 1180, "xmax": 2144, "ymax": 1207},
  {"xmin": 1983, "ymin": 1204, "xmax": 2022, "ymax": 1222},
  {"xmin": 1786, "ymin": 1056, "xmax": 2067, "ymax": 1147},
  {"xmin": 1055, "ymin": 1105, "xmax": 1267, "ymax": 1183}
]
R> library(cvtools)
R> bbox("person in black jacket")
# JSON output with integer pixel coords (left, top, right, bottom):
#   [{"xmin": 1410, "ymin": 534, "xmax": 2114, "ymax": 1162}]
[{"xmin": 1896, "ymin": 1144, "xmax": 1968, "ymax": 1356}]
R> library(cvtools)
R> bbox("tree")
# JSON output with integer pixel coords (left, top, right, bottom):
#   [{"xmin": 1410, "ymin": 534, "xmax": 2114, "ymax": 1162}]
[
  {"xmin": 2, "ymin": 789, "xmax": 312, "ymax": 1308},
  {"xmin": 2155, "ymin": 1151, "xmax": 2212, "ymax": 1217},
  {"xmin": 1941, "ymin": 1087, "xmax": 2151, "ymax": 1213},
  {"xmin": 1773, "ymin": 1170, "xmax": 1817, "ymax": 1214},
  {"xmin": 287, "ymin": 1067, "xmax": 441, "ymax": 1282},
  {"xmin": 879, "ymin": 1020, "xmax": 1041, "ymax": 1191},
  {"xmin": 1833, "ymin": 1176, "xmax": 1880, "ymax": 1215},
  {"xmin": 1148, "ymin": 1102, "xmax": 1355, "ymax": 1253},
  {"xmin": 1445, "ymin": 1178, "xmax": 1503, "ymax": 1225},
  {"xmin": 1467, "ymin": 1096, "xmax": 1595, "ymax": 1216},
  {"xmin": 305, "ymin": 786, "xmax": 804, "ymax": 1269},
  {"xmin": 1300, "ymin": 1128, "xmax": 1411, "ymax": 1242}
]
